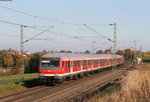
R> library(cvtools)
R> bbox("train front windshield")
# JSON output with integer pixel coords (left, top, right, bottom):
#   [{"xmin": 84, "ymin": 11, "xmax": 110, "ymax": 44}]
[{"xmin": 41, "ymin": 58, "xmax": 60, "ymax": 70}]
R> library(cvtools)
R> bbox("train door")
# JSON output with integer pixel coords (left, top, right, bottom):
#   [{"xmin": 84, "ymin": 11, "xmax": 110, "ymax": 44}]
[
  {"xmin": 70, "ymin": 61, "xmax": 73, "ymax": 73},
  {"xmin": 80, "ymin": 60, "xmax": 83, "ymax": 71}
]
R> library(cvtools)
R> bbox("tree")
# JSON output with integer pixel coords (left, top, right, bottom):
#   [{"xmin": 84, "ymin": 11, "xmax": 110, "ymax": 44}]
[
  {"xmin": 60, "ymin": 50, "xmax": 72, "ymax": 53},
  {"xmin": 13, "ymin": 51, "xmax": 21, "ymax": 67},
  {"xmin": 0, "ymin": 51, "xmax": 3, "ymax": 67},
  {"xmin": 116, "ymin": 50, "xmax": 124, "ymax": 55},
  {"xmin": 124, "ymin": 49, "xmax": 134, "ymax": 59},
  {"xmin": 2, "ymin": 52, "xmax": 14, "ymax": 68},
  {"xmin": 85, "ymin": 50, "xmax": 90, "ymax": 54},
  {"xmin": 96, "ymin": 50, "xmax": 103, "ymax": 54},
  {"xmin": 28, "ymin": 52, "xmax": 44, "ymax": 73},
  {"xmin": 104, "ymin": 49, "xmax": 112, "ymax": 54}
]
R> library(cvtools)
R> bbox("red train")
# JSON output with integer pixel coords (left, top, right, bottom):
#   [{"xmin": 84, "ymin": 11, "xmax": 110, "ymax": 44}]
[{"xmin": 38, "ymin": 53, "xmax": 124, "ymax": 84}]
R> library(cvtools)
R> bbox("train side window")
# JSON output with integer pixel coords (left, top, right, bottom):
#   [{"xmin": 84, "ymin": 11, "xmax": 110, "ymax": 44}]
[
  {"xmin": 66, "ymin": 61, "xmax": 68, "ymax": 68},
  {"xmin": 78, "ymin": 61, "xmax": 81, "ymax": 67},
  {"xmin": 62, "ymin": 61, "xmax": 65, "ymax": 68},
  {"xmin": 67, "ymin": 61, "xmax": 70, "ymax": 68},
  {"xmin": 103, "ymin": 59, "xmax": 106, "ymax": 64},
  {"xmin": 96, "ymin": 60, "xmax": 98, "ymax": 64},
  {"xmin": 100, "ymin": 59, "xmax": 102, "ymax": 64},
  {"xmin": 89, "ymin": 60, "xmax": 92, "ymax": 65},
  {"xmin": 99, "ymin": 59, "xmax": 101, "ymax": 64},
  {"xmin": 75, "ymin": 61, "xmax": 78, "ymax": 67},
  {"xmin": 83, "ymin": 60, "xmax": 86, "ymax": 66},
  {"xmin": 73, "ymin": 61, "xmax": 74, "ymax": 67},
  {"xmin": 89, "ymin": 60, "xmax": 91, "ymax": 65},
  {"xmin": 88, "ymin": 60, "xmax": 90, "ymax": 65}
]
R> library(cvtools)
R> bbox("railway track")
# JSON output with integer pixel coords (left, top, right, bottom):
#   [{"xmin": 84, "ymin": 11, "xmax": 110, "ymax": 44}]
[
  {"xmin": 0, "ymin": 85, "xmax": 51, "ymax": 102},
  {"xmin": 35, "ymin": 69, "xmax": 126, "ymax": 102},
  {"xmin": 0, "ymin": 63, "xmax": 133, "ymax": 102}
]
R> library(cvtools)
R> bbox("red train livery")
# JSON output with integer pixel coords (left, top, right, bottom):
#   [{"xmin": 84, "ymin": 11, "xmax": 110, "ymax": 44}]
[{"xmin": 38, "ymin": 53, "xmax": 124, "ymax": 84}]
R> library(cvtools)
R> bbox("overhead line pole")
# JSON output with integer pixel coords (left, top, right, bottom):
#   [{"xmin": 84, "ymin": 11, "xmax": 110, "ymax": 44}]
[
  {"xmin": 113, "ymin": 23, "xmax": 117, "ymax": 79},
  {"xmin": 20, "ymin": 25, "xmax": 25, "ymax": 84},
  {"xmin": 109, "ymin": 23, "xmax": 117, "ymax": 79},
  {"xmin": 92, "ymin": 41, "xmax": 96, "ymax": 54},
  {"xmin": 19, "ymin": 26, "xmax": 54, "ymax": 84}
]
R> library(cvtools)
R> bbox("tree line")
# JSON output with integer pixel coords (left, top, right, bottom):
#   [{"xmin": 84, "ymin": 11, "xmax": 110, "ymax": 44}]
[
  {"xmin": 0, "ymin": 48, "xmax": 142, "ymax": 74},
  {"xmin": 0, "ymin": 51, "xmax": 44, "ymax": 73}
]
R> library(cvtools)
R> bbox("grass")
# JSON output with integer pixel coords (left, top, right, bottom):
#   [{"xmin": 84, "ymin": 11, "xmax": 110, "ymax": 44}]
[
  {"xmin": 0, "ymin": 73, "xmax": 38, "ymax": 80},
  {"xmin": 142, "ymin": 57, "xmax": 150, "ymax": 62},
  {"xmin": 0, "ymin": 83, "xmax": 27, "ymax": 96},
  {"xmin": 143, "ymin": 57, "xmax": 150, "ymax": 60},
  {"xmin": 87, "ymin": 63, "xmax": 150, "ymax": 102},
  {"xmin": 0, "ymin": 68, "xmax": 11, "ymax": 74},
  {"xmin": 0, "ymin": 73, "xmax": 40, "ymax": 96}
]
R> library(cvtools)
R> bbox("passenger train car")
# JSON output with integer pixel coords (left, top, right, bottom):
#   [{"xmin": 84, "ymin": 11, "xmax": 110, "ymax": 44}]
[{"xmin": 38, "ymin": 53, "xmax": 124, "ymax": 84}]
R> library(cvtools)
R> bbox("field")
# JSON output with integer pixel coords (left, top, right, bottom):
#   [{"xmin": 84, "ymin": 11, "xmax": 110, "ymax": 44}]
[
  {"xmin": 0, "ymin": 73, "xmax": 39, "ymax": 96},
  {"xmin": 87, "ymin": 63, "xmax": 150, "ymax": 102},
  {"xmin": 142, "ymin": 57, "xmax": 150, "ymax": 62}
]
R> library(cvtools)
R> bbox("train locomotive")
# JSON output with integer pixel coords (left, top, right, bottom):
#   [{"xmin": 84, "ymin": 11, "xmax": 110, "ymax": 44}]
[{"xmin": 38, "ymin": 53, "xmax": 124, "ymax": 84}]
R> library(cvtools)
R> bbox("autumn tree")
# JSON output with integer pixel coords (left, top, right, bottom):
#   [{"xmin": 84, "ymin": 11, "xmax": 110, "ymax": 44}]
[
  {"xmin": 2, "ymin": 52, "xmax": 14, "ymax": 68},
  {"xmin": 0, "ymin": 51, "xmax": 3, "ymax": 67},
  {"xmin": 60, "ymin": 50, "xmax": 72, "ymax": 53},
  {"xmin": 96, "ymin": 50, "xmax": 103, "ymax": 54},
  {"xmin": 124, "ymin": 49, "xmax": 134, "ymax": 59},
  {"xmin": 116, "ymin": 50, "xmax": 124, "ymax": 55},
  {"xmin": 13, "ymin": 51, "xmax": 21, "ymax": 67},
  {"xmin": 104, "ymin": 49, "xmax": 112, "ymax": 54}
]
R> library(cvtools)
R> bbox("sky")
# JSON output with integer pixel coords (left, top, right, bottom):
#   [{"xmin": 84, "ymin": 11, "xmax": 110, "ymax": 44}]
[{"xmin": 0, "ymin": 0, "xmax": 150, "ymax": 52}]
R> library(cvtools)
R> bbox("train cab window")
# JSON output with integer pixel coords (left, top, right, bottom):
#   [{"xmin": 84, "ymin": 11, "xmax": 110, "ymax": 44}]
[
  {"xmin": 41, "ymin": 58, "xmax": 60, "ymax": 70},
  {"xmin": 50, "ymin": 60, "xmax": 59, "ymax": 67}
]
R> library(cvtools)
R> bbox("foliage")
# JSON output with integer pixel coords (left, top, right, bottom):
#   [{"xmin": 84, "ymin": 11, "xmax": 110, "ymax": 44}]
[
  {"xmin": 116, "ymin": 50, "xmax": 124, "ymax": 55},
  {"xmin": 60, "ymin": 50, "xmax": 72, "ymax": 53},
  {"xmin": 85, "ymin": 50, "xmax": 90, "ymax": 54},
  {"xmin": 104, "ymin": 49, "xmax": 112, "ymax": 54},
  {"xmin": 12, "ymin": 51, "xmax": 21, "ymax": 67},
  {"xmin": 142, "ymin": 53, "xmax": 150, "ymax": 57},
  {"xmin": 0, "ymin": 51, "xmax": 3, "ymax": 67},
  {"xmin": 28, "ymin": 52, "xmax": 44, "ymax": 73},
  {"xmin": 96, "ymin": 50, "xmax": 103, "ymax": 54},
  {"xmin": 2, "ymin": 52, "xmax": 14, "ymax": 68}
]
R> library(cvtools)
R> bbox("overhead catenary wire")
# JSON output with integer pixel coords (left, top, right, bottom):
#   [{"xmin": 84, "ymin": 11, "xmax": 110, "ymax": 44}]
[
  {"xmin": 0, "ymin": 33, "xmax": 54, "ymax": 41},
  {"xmin": 0, "ymin": 5, "xmax": 110, "ymax": 26},
  {"xmin": 0, "ymin": 19, "xmax": 21, "ymax": 26},
  {"xmin": 0, "ymin": 5, "xmax": 78, "ymax": 25},
  {"xmin": 24, "ymin": 26, "xmax": 54, "ymax": 43},
  {"xmin": 27, "ymin": 25, "xmax": 92, "ymax": 42},
  {"xmin": 0, "ymin": 32, "xmax": 90, "ymax": 47},
  {"xmin": 0, "ymin": 19, "xmax": 92, "ymax": 43},
  {"xmin": 83, "ymin": 24, "xmax": 112, "ymax": 42}
]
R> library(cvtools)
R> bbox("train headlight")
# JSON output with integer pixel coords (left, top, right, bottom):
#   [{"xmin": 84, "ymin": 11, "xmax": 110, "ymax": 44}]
[
  {"xmin": 39, "ymin": 73, "xmax": 44, "ymax": 79},
  {"xmin": 54, "ymin": 73, "xmax": 58, "ymax": 79}
]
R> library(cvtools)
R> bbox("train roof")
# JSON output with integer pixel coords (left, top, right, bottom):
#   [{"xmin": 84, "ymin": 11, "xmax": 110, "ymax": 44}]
[{"xmin": 42, "ymin": 53, "xmax": 123, "ymax": 59}]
